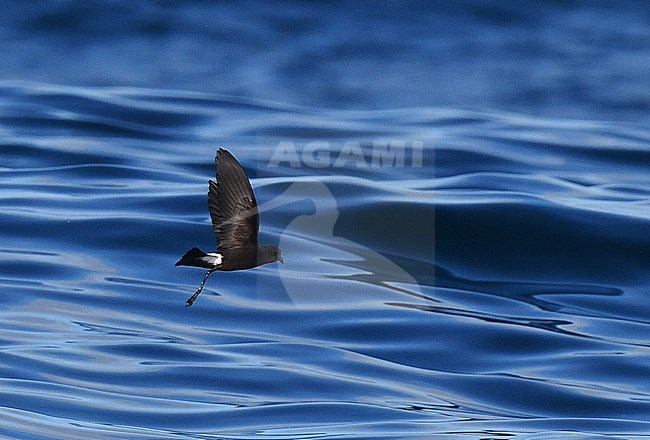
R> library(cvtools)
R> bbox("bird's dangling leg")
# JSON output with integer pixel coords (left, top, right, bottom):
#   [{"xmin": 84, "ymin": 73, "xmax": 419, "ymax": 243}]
[{"xmin": 186, "ymin": 269, "xmax": 215, "ymax": 307}]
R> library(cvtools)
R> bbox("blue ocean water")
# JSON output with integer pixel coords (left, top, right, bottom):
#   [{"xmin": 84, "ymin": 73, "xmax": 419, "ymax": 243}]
[{"xmin": 1, "ymin": 2, "xmax": 649, "ymax": 439}]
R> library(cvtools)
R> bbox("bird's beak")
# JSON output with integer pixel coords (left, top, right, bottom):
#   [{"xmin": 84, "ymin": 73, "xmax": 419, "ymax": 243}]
[{"xmin": 279, "ymin": 257, "xmax": 284, "ymax": 264}]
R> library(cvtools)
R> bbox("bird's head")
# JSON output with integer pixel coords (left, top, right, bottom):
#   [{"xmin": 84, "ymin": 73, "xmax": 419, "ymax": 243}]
[{"xmin": 258, "ymin": 246, "xmax": 284, "ymax": 266}]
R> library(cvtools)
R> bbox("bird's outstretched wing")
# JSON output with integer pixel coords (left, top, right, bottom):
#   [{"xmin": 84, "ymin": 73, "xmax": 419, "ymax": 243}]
[{"xmin": 208, "ymin": 148, "xmax": 259, "ymax": 250}]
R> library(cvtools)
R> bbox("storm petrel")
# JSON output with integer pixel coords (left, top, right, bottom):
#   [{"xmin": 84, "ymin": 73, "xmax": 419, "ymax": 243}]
[{"xmin": 176, "ymin": 148, "xmax": 283, "ymax": 307}]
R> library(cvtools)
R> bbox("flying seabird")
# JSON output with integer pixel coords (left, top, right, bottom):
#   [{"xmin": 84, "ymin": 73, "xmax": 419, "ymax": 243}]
[{"xmin": 176, "ymin": 148, "xmax": 283, "ymax": 307}]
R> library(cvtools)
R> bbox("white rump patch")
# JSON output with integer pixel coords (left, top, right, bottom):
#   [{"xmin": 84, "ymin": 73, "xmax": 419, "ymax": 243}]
[{"xmin": 201, "ymin": 252, "xmax": 223, "ymax": 267}]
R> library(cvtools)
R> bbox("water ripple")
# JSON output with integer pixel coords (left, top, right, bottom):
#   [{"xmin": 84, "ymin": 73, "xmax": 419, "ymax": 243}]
[{"xmin": 0, "ymin": 83, "xmax": 648, "ymax": 438}]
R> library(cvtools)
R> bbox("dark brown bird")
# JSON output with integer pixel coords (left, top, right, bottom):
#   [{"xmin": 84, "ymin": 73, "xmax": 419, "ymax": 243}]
[{"xmin": 176, "ymin": 148, "xmax": 283, "ymax": 307}]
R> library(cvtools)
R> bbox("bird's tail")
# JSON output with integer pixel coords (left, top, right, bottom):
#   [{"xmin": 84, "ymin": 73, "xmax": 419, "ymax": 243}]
[{"xmin": 175, "ymin": 247, "xmax": 208, "ymax": 267}]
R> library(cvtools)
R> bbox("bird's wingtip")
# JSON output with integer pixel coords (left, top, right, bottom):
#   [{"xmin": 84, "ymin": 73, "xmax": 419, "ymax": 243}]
[{"xmin": 216, "ymin": 148, "xmax": 234, "ymax": 159}]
